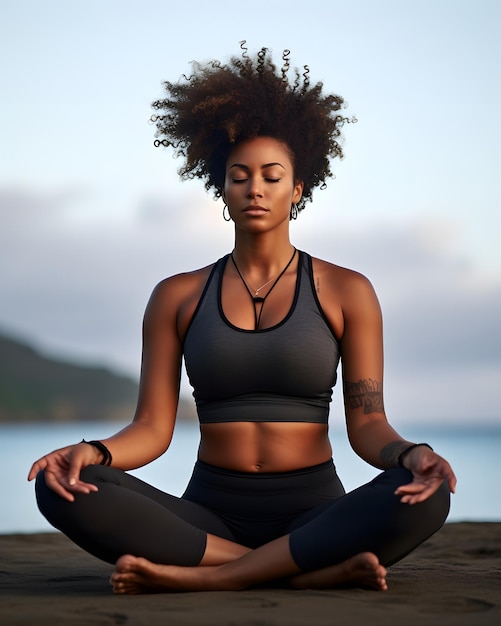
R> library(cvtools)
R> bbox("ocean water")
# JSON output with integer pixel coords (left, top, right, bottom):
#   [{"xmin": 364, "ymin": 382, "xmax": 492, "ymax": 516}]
[{"xmin": 1, "ymin": 421, "xmax": 500, "ymax": 534}]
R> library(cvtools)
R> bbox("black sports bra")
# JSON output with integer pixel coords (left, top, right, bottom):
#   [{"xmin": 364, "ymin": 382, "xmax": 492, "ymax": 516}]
[{"xmin": 183, "ymin": 251, "xmax": 340, "ymax": 424}]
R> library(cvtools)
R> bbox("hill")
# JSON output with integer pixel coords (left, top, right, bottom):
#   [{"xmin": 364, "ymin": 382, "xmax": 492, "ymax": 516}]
[{"xmin": 0, "ymin": 333, "xmax": 141, "ymax": 423}]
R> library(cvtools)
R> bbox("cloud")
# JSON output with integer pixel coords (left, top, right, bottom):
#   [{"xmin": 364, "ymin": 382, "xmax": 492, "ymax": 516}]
[
  {"xmin": 0, "ymin": 185, "xmax": 230, "ymax": 371},
  {"xmin": 0, "ymin": 185, "xmax": 499, "ymax": 422},
  {"xmin": 296, "ymin": 217, "xmax": 501, "ymax": 368}
]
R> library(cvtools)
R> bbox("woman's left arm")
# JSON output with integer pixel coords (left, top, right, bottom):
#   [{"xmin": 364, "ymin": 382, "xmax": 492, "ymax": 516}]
[{"xmin": 320, "ymin": 263, "xmax": 456, "ymax": 503}]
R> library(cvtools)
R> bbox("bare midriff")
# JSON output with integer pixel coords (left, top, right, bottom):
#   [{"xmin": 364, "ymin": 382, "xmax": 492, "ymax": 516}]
[{"xmin": 198, "ymin": 422, "xmax": 332, "ymax": 473}]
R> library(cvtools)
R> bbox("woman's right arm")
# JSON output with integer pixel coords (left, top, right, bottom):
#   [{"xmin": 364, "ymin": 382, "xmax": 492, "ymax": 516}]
[{"xmin": 27, "ymin": 274, "xmax": 188, "ymax": 501}]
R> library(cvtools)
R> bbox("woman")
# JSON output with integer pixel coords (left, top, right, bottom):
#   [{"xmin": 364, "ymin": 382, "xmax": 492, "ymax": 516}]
[{"xmin": 29, "ymin": 46, "xmax": 456, "ymax": 593}]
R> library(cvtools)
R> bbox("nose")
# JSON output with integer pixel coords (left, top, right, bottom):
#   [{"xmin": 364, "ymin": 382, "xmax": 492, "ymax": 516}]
[{"xmin": 247, "ymin": 177, "xmax": 263, "ymax": 198}]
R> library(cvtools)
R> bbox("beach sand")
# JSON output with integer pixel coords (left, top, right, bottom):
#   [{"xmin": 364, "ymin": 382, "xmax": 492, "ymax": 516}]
[{"xmin": 0, "ymin": 522, "xmax": 500, "ymax": 625}]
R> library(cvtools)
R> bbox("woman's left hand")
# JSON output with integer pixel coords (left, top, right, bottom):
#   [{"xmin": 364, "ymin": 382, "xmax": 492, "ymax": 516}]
[{"xmin": 394, "ymin": 445, "xmax": 457, "ymax": 504}]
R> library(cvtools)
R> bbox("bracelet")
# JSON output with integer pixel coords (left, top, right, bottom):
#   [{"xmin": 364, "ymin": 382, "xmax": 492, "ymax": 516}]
[
  {"xmin": 81, "ymin": 439, "xmax": 112, "ymax": 466},
  {"xmin": 397, "ymin": 443, "xmax": 433, "ymax": 467}
]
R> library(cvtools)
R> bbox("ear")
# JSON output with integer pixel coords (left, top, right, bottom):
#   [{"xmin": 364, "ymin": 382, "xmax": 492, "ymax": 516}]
[{"xmin": 292, "ymin": 181, "xmax": 304, "ymax": 204}]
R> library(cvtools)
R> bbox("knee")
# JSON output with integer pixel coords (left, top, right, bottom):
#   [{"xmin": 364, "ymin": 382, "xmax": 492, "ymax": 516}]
[
  {"xmin": 387, "ymin": 469, "xmax": 451, "ymax": 526},
  {"xmin": 33, "ymin": 466, "xmax": 102, "ymax": 526},
  {"xmin": 379, "ymin": 468, "xmax": 451, "ymax": 532},
  {"xmin": 34, "ymin": 470, "xmax": 62, "ymax": 524},
  {"xmin": 397, "ymin": 477, "xmax": 451, "ymax": 538},
  {"xmin": 34, "ymin": 469, "xmax": 50, "ymax": 508},
  {"xmin": 429, "ymin": 478, "xmax": 451, "ymax": 526}
]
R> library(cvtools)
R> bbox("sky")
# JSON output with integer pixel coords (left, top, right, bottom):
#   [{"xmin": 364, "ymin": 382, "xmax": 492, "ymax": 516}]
[{"xmin": 0, "ymin": 0, "xmax": 500, "ymax": 426}]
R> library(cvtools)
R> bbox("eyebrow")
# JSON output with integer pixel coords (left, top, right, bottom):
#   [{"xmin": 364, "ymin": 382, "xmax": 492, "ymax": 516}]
[{"xmin": 228, "ymin": 162, "xmax": 286, "ymax": 171}]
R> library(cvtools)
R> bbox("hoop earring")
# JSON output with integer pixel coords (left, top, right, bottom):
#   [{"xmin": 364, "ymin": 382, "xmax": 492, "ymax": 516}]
[
  {"xmin": 223, "ymin": 204, "xmax": 231, "ymax": 222},
  {"xmin": 290, "ymin": 203, "xmax": 298, "ymax": 220}
]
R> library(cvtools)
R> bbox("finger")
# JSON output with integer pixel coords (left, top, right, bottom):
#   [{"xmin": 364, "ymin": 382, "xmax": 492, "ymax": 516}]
[
  {"xmin": 447, "ymin": 470, "xmax": 457, "ymax": 494},
  {"xmin": 51, "ymin": 479, "xmax": 98, "ymax": 500},
  {"xmin": 399, "ymin": 487, "xmax": 440, "ymax": 504},
  {"xmin": 27, "ymin": 462, "xmax": 42, "ymax": 482},
  {"xmin": 43, "ymin": 472, "xmax": 76, "ymax": 502},
  {"xmin": 67, "ymin": 480, "xmax": 99, "ymax": 494},
  {"xmin": 47, "ymin": 470, "xmax": 98, "ymax": 498},
  {"xmin": 399, "ymin": 493, "xmax": 427, "ymax": 505},
  {"xmin": 27, "ymin": 456, "xmax": 51, "ymax": 481},
  {"xmin": 64, "ymin": 459, "xmax": 99, "ymax": 493},
  {"xmin": 397, "ymin": 479, "xmax": 444, "ymax": 504},
  {"xmin": 67, "ymin": 448, "xmax": 88, "ymax": 486},
  {"xmin": 394, "ymin": 481, "xmax": 427, "ymax": 495}
]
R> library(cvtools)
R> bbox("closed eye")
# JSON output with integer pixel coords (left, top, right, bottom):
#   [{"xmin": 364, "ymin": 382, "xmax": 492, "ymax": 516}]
[{"xmin": 232, "ymin": 178, "xmax": 281, "ymax": 183}]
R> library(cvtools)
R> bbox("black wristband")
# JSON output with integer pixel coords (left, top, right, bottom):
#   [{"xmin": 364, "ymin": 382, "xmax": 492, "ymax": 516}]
[
  {"xmin": 81, "ymin": 439, "xmax": 112, "ymax": 466},
  {"xmin": 397, "ymin": 443, "xmax": 433, "ymax": 467}
]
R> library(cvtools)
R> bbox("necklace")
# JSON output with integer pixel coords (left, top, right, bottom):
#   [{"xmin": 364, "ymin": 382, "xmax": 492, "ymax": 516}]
[
  {"xmin": 231, "ymin": 247, "xmax": 297, "ymax": 329},
  {"xmin": 251, "ymin": 275, "xmax": 277, "ymax": 299}
]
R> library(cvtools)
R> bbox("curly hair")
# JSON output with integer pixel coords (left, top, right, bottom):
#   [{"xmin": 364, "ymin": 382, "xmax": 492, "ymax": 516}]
[{"xmin": 151, "ymin": 43, "xmax": 354, "ymax": 212}]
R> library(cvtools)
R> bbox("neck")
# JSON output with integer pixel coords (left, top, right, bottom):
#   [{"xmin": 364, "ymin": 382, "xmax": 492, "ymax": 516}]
[{"xmin": 232, "ymin": 233, "xmax": 295, "ymax": 273}]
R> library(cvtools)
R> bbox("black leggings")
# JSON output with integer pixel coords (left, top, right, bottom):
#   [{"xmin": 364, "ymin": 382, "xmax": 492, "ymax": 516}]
[{"xmin": 35, "ymin": 459, "xmax": 450, "ymax": 571}]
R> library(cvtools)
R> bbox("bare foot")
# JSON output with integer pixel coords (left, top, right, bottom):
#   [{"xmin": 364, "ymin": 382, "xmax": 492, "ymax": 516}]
[
  {"xmin": 290, "ymin": 552, "xmax": 387, "ymax": 591},
  {"xmin": 110, "ymin": 555, "xmax": 191, "ymax": 594},
  {"xmin": 110, "ymin": 551, "xmax": 387, "ymax": 594}
]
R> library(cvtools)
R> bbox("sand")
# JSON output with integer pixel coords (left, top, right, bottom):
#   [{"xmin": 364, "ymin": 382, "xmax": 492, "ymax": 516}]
[{"xmin": 0, "ymin": 522, "xmax": 500, "ymax": 625}]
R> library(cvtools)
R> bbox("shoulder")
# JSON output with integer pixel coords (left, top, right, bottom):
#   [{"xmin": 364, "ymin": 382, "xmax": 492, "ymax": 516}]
[
  {"xmin": 310, "ymin": 256, "xmax": 378, "ymax": 301},
  {"xmin": 151, "ymin": 262, "xmax": 216, "ymax": 302},
  {"xmin": 309, "ymin": 255, "xmax": 381, "ymax": 339},
  {"xmin": 145, "ymin": 261, "xmax": 218, "ymax": 340}
]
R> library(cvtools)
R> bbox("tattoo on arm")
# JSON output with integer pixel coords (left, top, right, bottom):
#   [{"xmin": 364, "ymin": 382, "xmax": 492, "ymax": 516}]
[{"xmin": 344, "ymin": 378, "xmax": 384, "ymax": 414}]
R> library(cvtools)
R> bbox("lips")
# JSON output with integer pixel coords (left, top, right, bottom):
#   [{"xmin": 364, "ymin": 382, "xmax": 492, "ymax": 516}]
[{"xmin": 243, "ymin": 204, "xmax": 268, "ymax": 213}]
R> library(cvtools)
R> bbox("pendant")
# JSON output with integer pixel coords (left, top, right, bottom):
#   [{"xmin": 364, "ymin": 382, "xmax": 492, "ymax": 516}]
[{"xmin": 253, "ymin": 296, "xmax": 265, "ymax": 303}]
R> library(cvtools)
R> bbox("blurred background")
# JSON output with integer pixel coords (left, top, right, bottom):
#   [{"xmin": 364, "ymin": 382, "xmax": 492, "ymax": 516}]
[{"xmin": 0, "ymin": 0, "xmax": 499, "ymax": 532}]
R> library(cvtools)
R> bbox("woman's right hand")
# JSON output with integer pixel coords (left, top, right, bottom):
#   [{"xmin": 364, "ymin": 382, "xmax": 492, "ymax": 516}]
[{"xmin": 28, "ymin": 442, "xmax": 103, "ymax": 502}]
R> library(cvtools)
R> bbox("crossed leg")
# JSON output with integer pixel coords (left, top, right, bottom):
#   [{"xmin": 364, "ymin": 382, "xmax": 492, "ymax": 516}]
[
  {"xmin": 109, "ymin": 470, "xmax": 451, "ymax": 594},
  {"xmin": 110, "ymin": 533, "xmax": 387, "ymax": 594}
]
